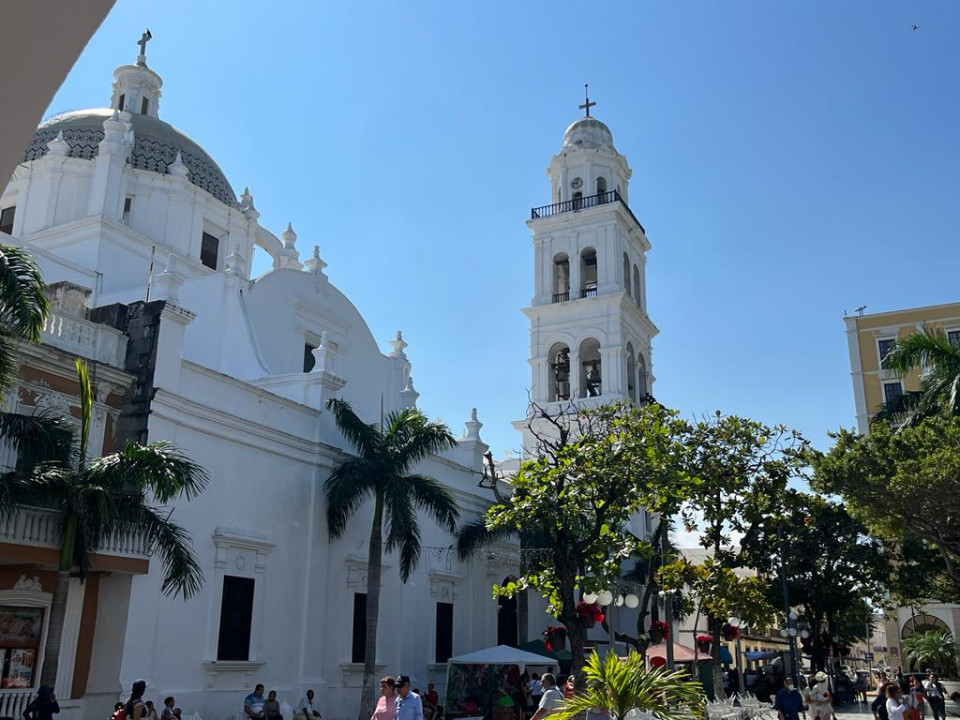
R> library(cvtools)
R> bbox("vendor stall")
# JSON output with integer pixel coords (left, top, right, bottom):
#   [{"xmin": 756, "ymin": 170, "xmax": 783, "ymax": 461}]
[{"xmin": 444, "ymin": 645, "xmax": 555, "ymax": 720}]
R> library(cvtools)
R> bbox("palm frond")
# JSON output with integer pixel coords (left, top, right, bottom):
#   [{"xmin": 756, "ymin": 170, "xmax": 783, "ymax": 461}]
[
  {"xmin": 325, "ymin": 398, "xmax": 381, "ymax": 456},
  {"xmin": 87, "ymin": 441, "xmax": 209, "ymax": 501},
  {"xmin": 389, "ymin": 414, "xmax": 457, "ymax": 473},
  {"xmin": 0, "ymin": 244, "xmax": 48, "ymax": 343},
  {"xmin": 134, "ymin": 504, "xmax": 204, "ymax": 599},
  {"xmin": 405, "ymin": 473, "xmax": 459, "ymax": 533},
  {"xmin": 384, "ymin": 486, "xmax": 421, "ymax": 582},
  {"xmin": 75, "ymin": 358, "xmax": 92, "ymax": 465},
  {"xmin": 323, "ymin": 457, "xmax": 377, "ymax": 539},
  {"xmin": 0, "ymin": 328, "xmax": 22, "ymax": 401},
  {"xmin": 456, "ymin": 519, "xmax": 516, "ymax": 561},
  {"xmin": 0, "ymin": 412, "xmax": 74, "ymax": 471}
]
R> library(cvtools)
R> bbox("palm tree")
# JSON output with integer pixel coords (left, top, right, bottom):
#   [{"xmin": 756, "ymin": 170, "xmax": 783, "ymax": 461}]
[
  {"xmin": 324, "ymin": 398, "xmax": 460, "ymax": 720},
  {"xmin": 552, "ymin": 651, "xmax": 705, "ymax": 720},
  {"xmin": 0, "ymin": 244, "xmax": 50, "ymax": 391},
  {"xmin": 903, "ymin": 630, "xmax": 958, "ymax": 677},
  {"xmin": 875, "ymin": 325, "xmax": 960, "ymax": 426},
  {"xmin": 7, "ymin": 358, "xmax": 209, "ymax": 687}
]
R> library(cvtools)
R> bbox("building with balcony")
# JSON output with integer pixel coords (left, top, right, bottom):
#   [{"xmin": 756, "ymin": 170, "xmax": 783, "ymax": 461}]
[{"xmin": 843, "ymin": 302, "xmax": 960, "ymax": 667}]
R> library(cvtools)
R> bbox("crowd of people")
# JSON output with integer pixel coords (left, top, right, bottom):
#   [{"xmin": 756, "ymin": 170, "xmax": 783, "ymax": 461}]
[{"xmin": 871, "ymin": 671, "xmax": 949, "ymax": 720}]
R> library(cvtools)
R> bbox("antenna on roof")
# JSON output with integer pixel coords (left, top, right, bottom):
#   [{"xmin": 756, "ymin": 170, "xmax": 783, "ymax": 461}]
[{"xmin": 855, "ymin": 305, "xmax": 867, "ymax": 316}]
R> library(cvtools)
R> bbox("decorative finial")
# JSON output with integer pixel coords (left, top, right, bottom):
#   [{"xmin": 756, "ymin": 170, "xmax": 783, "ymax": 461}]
[
  {"xmin": 168, "ymin": 151, "xmax": 189, "ymax": 178},
  {"xmin": 464, "ymin": 407, "xmax": 483, "ymax": 441},
  {"xmin": 47, "ymin": 130, "xmax": 70, "ymax": 156},
  {"xmin": 389, "ymin": 331, "xmax": 408, "ymax": 359},
  {"xmin": 282, "ymin": 222, "xmax": 297, "ymax": 249},
  {"xmin": 137, "ymin": 29, "xmax": 153, "ymax": 66},
  {"xmin": 579, "ymin": 83, "xmax": 596, "ymax": 117},
  {"xmin": 313, "ymin": 245, "xmax": 320, "ymax": 260}
]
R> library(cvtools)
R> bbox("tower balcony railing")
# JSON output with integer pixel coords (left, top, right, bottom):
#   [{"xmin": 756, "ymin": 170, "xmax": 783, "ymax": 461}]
[{"xmin": 530, "ymin": 189, "xmax": 646, "ymax": 233}]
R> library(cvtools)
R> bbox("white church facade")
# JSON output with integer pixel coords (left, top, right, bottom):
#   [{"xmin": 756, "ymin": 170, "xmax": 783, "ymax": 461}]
[{"xmin": 0, "ymin": 43, "xmax": 657, "ymax": 720}]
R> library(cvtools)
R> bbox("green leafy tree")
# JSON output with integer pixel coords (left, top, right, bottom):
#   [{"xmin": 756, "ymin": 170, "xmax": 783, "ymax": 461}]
[
  {"xmin": 902, "ymin": 630, "xmax": 958, "ymax": 677},
  {"xmin": 552, "ymin": 651, "xmax": 705, "ymax": 720},
  {"xmin": 7, "ymin": 359, "xmax": 209, "ymax": 687},
  {"xmin": 324, "ymin": 399, "xmax": 459, "ymax": 720},
  {"xmin": 660, "ymin": 413, "xmax": 808, "ymax": 695},
  {"xmin": 741, "ymin": 492, "xmax": 888, "ymax": 669},
  {"xmin": 812, "ymin": 416, "xmax": 960, "ymax": 597},
  {"xmin": 460, "ymin": 401, "xmax": 693, "ymax": 674},
  {"xmin": 875, "ymin": 325, "xmax": 960, "ymax": 426}
]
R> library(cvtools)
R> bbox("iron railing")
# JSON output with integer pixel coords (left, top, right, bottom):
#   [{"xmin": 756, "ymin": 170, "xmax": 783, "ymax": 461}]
[
  {"xmin": 552, "ymin": 291, "xmax": 570, "ymax": 303},
  {"xmin": 581, "ymin": 286, "xmax": 598, "ymax": 298},
  {"xmin": 530, "ymin": 189, "xmax": 646, "ymax": 233}
]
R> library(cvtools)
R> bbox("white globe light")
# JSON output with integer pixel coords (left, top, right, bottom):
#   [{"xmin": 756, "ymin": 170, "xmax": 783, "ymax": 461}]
[
  {"xmin": 780, "ymin": 629, "xmax": 789, "ymax": 638},
  {"xmin": 727, "ymin": 617, "xmax": 741, "ymax": 628},
  {"xmin": 800, "ymin": 630, "xmax": 809, "ymax": 639},
  {"xmin": 789, "ymin": 611, "xmax": 798, "ymax": 621},
  {"xmin": 788, "ymin": 628, "xmax": 798, "ymax": 637},
  {"xmin": 625, "ymin": 594, "xmax": 639, "ymax": 609},
  {"xmin": 597, "ymin": 590, "xmax": 613, "ymax": 606},
  {"xmin": 615, "ymin": 595, "xmax": 625, "ymax": 607},
  {"xmin": 583, "ymin": 592, "xmax": 598, "ymax": 604}
]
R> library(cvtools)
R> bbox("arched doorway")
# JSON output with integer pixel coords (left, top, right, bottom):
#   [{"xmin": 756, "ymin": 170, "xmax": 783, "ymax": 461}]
[{"xmin": 498, "ymin": 576, "xmax": 519, "ymax": 646}]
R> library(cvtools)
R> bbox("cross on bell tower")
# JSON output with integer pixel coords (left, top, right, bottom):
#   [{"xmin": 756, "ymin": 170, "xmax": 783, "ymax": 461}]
[
  {"xmin": 579, "ymin": 84, "xmax": 596, "ymax": 117},
  {"xmin": 136, "ymin": 29, "xmax": 152, "ymax": 66}
]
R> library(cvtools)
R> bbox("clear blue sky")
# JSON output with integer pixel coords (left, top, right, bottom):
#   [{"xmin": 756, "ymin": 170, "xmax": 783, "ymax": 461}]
[{"xmin": 47, "ymin": 1, "xmax": 960, "ymax": 456}]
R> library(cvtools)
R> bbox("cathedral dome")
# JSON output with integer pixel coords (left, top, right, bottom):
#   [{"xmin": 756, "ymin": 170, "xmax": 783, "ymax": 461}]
[
  {"xmin": 562, "ymin": 116, "xmax": 615, "ymax": 151},
  {"xmin": 22, "ymin": 109, "xmax": 238, "ymax": 207}
]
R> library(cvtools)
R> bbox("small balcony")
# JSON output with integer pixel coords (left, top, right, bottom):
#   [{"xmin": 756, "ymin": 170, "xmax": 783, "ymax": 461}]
[
  {"xmin": 42, "ymin": 311, "xmax": 128, "ymax": 368},
  {"xmin": 530, "ymin": 189, "xmax": 646, "ymax": 233},
  {"xmin": 0, "ymin": 507, "xmax": 150, "ymax": 559}
]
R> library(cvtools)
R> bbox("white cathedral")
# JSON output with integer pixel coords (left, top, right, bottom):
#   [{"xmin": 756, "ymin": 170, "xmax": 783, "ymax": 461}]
[{"xmin": 0, "ymin": 41, "xmax": 656, "ymax": 720}]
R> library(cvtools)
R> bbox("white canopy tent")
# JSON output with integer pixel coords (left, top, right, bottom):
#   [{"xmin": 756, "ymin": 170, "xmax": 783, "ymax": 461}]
[{"xmin": 447, "ymin": 644, "xmax": 555, "ymax": 669}]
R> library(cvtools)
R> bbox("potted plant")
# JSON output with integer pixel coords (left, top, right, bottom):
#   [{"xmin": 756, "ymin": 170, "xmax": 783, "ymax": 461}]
[
  {"xmin": 696, "ymin": 635, "xmax": 713, "ymax": 654},
  {"xmin": 649, "ymin": 620, "xmax": 670, "ymax": 644},
  {"xmin": 576, "ymin": 601, "xmax": 605, "ymax": 629},
  {"xmin": 543, "ymin": 625, "xmax": 568, "ymax": 651}
]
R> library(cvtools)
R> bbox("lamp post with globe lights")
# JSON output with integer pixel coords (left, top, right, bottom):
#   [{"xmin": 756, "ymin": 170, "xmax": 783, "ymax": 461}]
[
  {"xmin": 778, "ymin": 610, "xmax": 807, "ymax": 685},
  {"xmin": 583, "ymin": 587, "xmax": 641, "ymax": 657},
  {"xmin": 728, "ymin": 616, "xmax": 745, "ymax": 694}
]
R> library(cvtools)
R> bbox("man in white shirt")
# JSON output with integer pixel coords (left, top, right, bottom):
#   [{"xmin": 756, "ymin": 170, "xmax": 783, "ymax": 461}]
[
  {"xmin": 530, "ymin": 674, "xmax": 564, "ymax": 720},
  {"xmin": 297, "ymin": 689, "xmax": 321, "ymax": 720},
  {"xmin": 924, "ymin": 674, "xmax": 946, "ymax": 720}
]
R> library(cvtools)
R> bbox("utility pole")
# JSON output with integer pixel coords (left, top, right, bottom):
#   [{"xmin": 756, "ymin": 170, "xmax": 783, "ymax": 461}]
[{"xmin": 662, "ymin": 517, "xmax": 675, "ymax": 669}]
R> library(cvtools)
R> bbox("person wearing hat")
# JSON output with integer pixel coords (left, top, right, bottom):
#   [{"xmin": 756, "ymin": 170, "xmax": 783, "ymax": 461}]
[
  {"xmin": 806, "ymin": 672, "xmax": 833, "ymax": 720},
  {"xmin": 394, "ymin": 676, "xmax": 423, "ymax": 720}
]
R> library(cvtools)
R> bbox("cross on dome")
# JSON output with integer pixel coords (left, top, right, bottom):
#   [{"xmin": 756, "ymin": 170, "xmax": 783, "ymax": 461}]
[
  {"xmin": 137, "ymin": 29, "xmax": 152, "ymax": 66},
  {"xmin": 579, "ymin": 84, "xmax": 596, "ymax": 117}
]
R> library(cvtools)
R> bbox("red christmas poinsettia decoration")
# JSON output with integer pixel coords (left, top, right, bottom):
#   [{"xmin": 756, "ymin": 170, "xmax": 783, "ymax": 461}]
[
  {"xmin": 650, "ymin": 620, "xmax": 670, "ymax": 638},
  {"xmin": 542, "ymin": 625, "xmax": 567, "ymax": 650},
  {"xmin": 575, "ymin": 601, "xmax": 605, "ymax": 624},
  {"xmin": 696, "ymin": 634, "xmax": 713, "ymax": 644}
]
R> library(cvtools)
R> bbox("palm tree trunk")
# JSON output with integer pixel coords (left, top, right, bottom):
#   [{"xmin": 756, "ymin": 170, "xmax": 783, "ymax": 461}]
[
  {"xmin": 358, "ymin": 491, "xmax": 384, "ymax": 720},
  {"xmin": 40, "ymin": 516, "xmax": 77, "ymax": 688}
]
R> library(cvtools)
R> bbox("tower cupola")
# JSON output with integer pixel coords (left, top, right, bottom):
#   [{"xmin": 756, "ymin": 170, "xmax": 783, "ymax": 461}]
[{"xmin": 110, "ymin": 30, "xmax": 162, "ymax": 118}]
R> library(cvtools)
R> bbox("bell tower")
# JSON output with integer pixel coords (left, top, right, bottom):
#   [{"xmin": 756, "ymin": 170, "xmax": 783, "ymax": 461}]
[{"xmin": 520, "ymin": 89, "xmax": 658, "ymax": 432}]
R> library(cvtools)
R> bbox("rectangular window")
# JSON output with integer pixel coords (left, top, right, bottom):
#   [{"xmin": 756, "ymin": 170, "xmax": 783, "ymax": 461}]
[
  {"xmin": 948, "ymin": 330, "xmax": 960, "ymax": 350},
  {"xmin": 303, "ymin": 342, "xmax": 317, "ymax": 373},
  {"xmin": 352, "ymin": 593, "xmax": 367, "ymax": 663},
  {"xmin": 201, "ymin": 231, "xmax": 220, "ymax": 270},
  {"xmin": 141, "ymin": 98, "xmax": 150, "ymax": 115},
  {"xmin": 122, "ymin": 196, "xmax": 133, "ymax": 225},
  {"xmin": 0, "ymin": 606, "xmax": 43, "ymax": 688},
  {"xmin": 877, "ymin": 338, "xmax": 897, "ymax": 364},
  {"xmin": 0, "ymin": 207, "xmax": 15, "ymax": 236},
  {"xmin": 118, "ymin": 94, "xmax": 125, "ymax": 111},
  {"xmin": 883, "ymin": 381, "xmax": 903, "ymax": 405},
  {"xmin": 216, "ymin": 576, "xmax": 255, "ymax": 661},
  {"xmin": 435, "ymin": 602, "xmax": 453, "ymax": 663}
]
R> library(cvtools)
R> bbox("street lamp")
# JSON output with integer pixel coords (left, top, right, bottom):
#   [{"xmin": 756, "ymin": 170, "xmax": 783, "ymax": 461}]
[
  {"xmin": 728, "ymin": 616, "xmax": 745, "ymax": 695},
  {"xmin": 779, "ymin": 611, "xmax": 801, "ymax": 684}
]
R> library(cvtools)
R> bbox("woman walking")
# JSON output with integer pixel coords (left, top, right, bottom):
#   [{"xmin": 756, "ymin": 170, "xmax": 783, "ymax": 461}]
[
  {"xmin": 371, "ymin": 677, "xmax": 397, "ymax": 720},
  {"xmin": 124, "ymin": 680, "xmax": 148, "ymax": 720},
  {"xmin": 23, "ymin": 685, "xmax": 60, "ymax": 720}
]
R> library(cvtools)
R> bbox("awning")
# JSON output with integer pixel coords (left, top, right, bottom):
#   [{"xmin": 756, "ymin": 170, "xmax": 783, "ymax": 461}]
[
  {"xmin": 447, "ymin": 644, "xmax": 555, "ymax": 666},
  {"xmin": 745, "ymin": 650, "xmax": 781, "ymax": 661},
  {"xmin": 518, "ymin": 639, "xmax": 571, "ymax": 663},
  {"xmin": 646, "ymin": 642, "xmax": 699, "ymax": 662}
]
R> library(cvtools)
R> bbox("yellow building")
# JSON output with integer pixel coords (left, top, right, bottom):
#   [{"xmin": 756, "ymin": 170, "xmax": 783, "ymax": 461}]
[
  {"xmin": 844, "ymin": 301, "xmax": 960, "ymax": 434},
  {"xmin": 844, "ymin": 302, "xmax": 960, "ymax": 667}
]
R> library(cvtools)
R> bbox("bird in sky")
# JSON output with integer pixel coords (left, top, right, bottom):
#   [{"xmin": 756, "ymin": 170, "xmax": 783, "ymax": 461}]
[{"xmin": 911, "ymin": 24, "xmax": 920, "ymax": 30}]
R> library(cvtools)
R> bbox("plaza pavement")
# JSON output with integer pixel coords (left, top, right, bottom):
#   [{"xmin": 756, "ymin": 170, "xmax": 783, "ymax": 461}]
[{"xmin": 831, "ymin": 704, "xmax": 960, "ymax": 720}]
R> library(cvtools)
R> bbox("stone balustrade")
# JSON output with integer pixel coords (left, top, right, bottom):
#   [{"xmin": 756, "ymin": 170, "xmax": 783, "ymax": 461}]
[{"xmin": 42, "ymin": 310, "xmax": 128, "ymax": 368}]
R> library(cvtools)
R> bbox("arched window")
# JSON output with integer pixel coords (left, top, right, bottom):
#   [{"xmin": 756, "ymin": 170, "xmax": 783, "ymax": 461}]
[
  {"xmin": 580, "ymin": 249, "xmax": 597, "ymax": 298},
  {"xmin": 622, "ymin": 253, "xmax": 630, "ymax": 292},
  {"xmin": 548, "ymin": 343, "xmax": 571, "ymax": 401},
  {"xmin": 637, "ymin": 353, "xmax": 648, "ymax": 399},
  {"xmin": 633, "ymin": 265, "xmax": 641, "ymax": 307},
  {"xmin": 498, "ymin": 576, "xmax": 519, "ymax": 646},
  {"xmin": 626, "ymin": 343, "xmax": 637, "ymax": 402},
  {"xmin": 553, "ymin": 253, "xmax": 570, "ymax": 302},
  {"xmin": 580, "ymin": 338, "xmax": 602, "ymax": 398},
  {"xmin": 573, "ymin": 191, "xmax": 583, "ymax": 210},
  {"xmin": 597, "ymin": 176, "xmax": 607, "ymax": 200}
]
